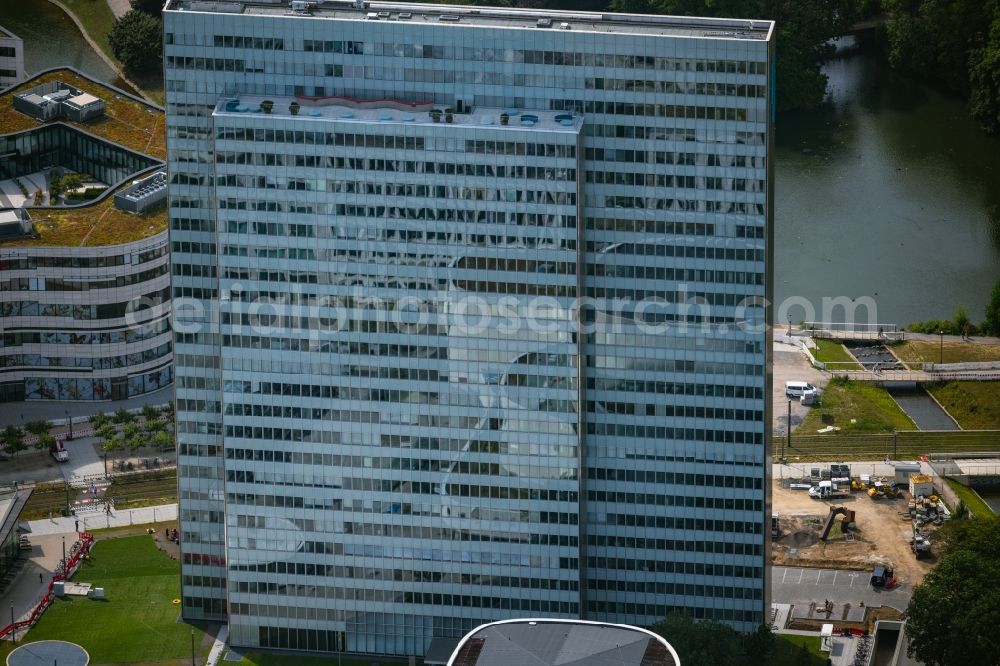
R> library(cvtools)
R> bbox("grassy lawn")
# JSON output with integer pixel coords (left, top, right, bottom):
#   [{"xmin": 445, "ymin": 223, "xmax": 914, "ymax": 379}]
[
  {"xmin": 892, "ymin": 340, "xmax": 1000, "ymax": 366},
  {"xmin": 924, "ymin": 381, "xmax": 1000, "ymax": 429},
  {"xmin": 798, "ymin": 378, "xmax": 916, "ymax": 434},
  {"xmin": 744, "ymin": 634, "xmax": 826, "ymax": 666},
  {"xmin": 812, "ymin": 339, "xmax": 861, "ymax": 369},
  {"xmin": 55, "ymin": 0, "xmax": 165, "ymax": 104},
  {"xmin": 24, "ymin": 535, "xmax": 212, "ymax": 663},
  {"xmin": 942, "ymin": 477, "xmax": 996, "ymax": 517}
]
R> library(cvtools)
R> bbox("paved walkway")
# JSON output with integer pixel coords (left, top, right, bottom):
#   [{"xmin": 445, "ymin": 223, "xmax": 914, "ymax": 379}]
[
  {"xmin": 26, "ymin": 503, "xmax": 177, "ymax": 536},
  {"xmin": 106, "ymin": 0, "xmax": 130, "ymax": 18},
  {"xmin": 0, "ymin": 385, "xmax": 172, "ymax": 428}
]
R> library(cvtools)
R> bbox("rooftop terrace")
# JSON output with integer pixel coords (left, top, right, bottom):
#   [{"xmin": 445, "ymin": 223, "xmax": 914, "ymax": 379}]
[
  {"xmin": 0, "ymin": 69, "xmax": 166, "ymax": 248},
  {"xmin": 215, "ymin": 95, "xmax": 583, "ymax": 133},
  {"xmin": 166, "ymin": 0, "xmax": 773, "ymax": 41}
]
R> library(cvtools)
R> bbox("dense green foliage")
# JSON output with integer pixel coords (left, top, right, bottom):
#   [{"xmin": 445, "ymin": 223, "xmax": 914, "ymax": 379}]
[
  {"xmin": 650, "ymin": 612, "xmax": 741, "ymax": 665},
  {"xmin": 108, "ymin": 10, "xmax": 163, "ymax": 76},
  {"xmin": 131, "ymin": 0, "xmax": 165, "ymax": 16},
  {"xmin": 906, "ymin": 517, "xmax": 1000, "ymax": 665},
  {"xmin": 984, "ymin": 278, "xmax": 1000, "ymax": 335},
  {"xmin": 885, "ymin": 0, "xmax": 1000, "ymax": 133},
  {"xmin": 609, "ymin": 0, "xmax": 865, "ymax": 111}
]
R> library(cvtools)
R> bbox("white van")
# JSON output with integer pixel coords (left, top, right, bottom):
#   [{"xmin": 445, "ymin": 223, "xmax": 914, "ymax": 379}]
[{"xmin": 785, "ymin": 381, "xmax": 817, "ymax": 398}]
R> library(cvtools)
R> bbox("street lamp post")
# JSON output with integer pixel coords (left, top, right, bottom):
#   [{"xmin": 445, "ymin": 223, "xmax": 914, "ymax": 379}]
[
  {"xmin": 65, "ymin": 410, "xmax": 73, "ymax": 441},
  {"xmin": 190, "ymin": 629, "xmax": 195, "ymax": 666},
  {"xmin": 103, "ymin": 451, "xmax": 108, "ymax": 479},
  {"xmin": 10, "ymin": 601, "xmax": 15, "ymax": 643},
  {"xmin": 62, "ymin": 536, "xmax": 66, "ymax": 564},
  {"xmin": 939, "ymin": 330, "xmax": 944, "ymax": 364}
]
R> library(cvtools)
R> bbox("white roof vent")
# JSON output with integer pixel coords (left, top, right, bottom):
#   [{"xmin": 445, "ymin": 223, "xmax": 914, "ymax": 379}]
[
  {"xmin": 560, "ymin": 22, "xmax": 571, "ymax": 30},
  {"xmin": 439, "ymin": 14, "xmax": 460, "ymax": 22},
  {"xmin": 536, "ymin": 18, "xmax": 552, "ymax": 28},
  {"xmin": 366, "ymin": 11, "xmax": 378, "ymax": 19}
]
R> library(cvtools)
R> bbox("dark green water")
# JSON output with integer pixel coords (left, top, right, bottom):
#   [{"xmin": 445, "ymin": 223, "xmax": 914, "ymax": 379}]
[{"xmin": 776, "ymin": 37, "xmax": 1000, "ymax": 327}]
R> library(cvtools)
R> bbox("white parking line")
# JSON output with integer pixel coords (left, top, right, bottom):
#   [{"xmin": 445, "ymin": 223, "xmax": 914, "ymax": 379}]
[
  {"xmin": 797, "ymin": 569, "xmax": 804, "ymax": 584},
  {"xmin": 781, "ymin": 568, "xmax": 788, "ymax": 583}
]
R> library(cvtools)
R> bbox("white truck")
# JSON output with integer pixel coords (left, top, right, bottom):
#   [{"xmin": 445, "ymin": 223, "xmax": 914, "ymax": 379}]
[
  {"xmin": 809, "ymin": 480, "xmax": 849, "ymax": 500},
  {"xmin": 49, "ymin": 439, "xmax": 69, "ymax": 462}
]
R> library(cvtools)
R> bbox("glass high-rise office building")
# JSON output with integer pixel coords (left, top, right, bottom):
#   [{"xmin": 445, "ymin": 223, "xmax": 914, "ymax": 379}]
[{"xmin": 164, "ymin": 1, "xmax": 774, "ymax": 658}]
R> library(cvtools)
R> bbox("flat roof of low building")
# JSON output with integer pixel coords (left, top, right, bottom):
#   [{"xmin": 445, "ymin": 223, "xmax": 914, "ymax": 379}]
[
  {"xmin": 1, "ymin": 69, "xmax": 164, "ymax": 160},
  {"xmin": 166, "ymin": 0, "xmax": 773, "ymax": 42},
  {"xmin": 66, "ymin": 92, "xmax": 102, "ymax": 108},
  {"xmin": 447, "ymin": 619, "xmax": 679, "ymax": 666},
  {"xmin": 0, "ymin": 69, "xmax": 166, "ymax": 248}
]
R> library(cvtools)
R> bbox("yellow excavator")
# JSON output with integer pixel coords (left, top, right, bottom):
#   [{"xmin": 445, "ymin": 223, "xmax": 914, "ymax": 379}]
[{"xmin": 868, "ymin": 481, "xmax": 900, "ymax": 499}]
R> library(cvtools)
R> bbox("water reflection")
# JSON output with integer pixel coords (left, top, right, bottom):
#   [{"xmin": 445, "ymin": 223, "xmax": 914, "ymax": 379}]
[{"xmin": 775, "ymin": 37, "xmax": 1000, "ymax": 325}]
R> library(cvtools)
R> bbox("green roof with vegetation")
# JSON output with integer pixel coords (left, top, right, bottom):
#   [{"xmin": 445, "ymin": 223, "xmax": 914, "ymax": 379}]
[
  {"xmin": 0, "ymin": 69, "xmax": 165, "ymax": 159},
  {"xmin": 0, "ymin": 69, "xmax": 166, "ymax": 248}
]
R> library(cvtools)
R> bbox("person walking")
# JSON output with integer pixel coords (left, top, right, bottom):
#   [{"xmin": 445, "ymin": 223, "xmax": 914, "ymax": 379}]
[
  {"xmin": 74, "ymin": 519, "xmax": 79, "ymax": 532},
  {"xmin": 105, "ymin": 502, "xmax": 112, "ymax": 516}
]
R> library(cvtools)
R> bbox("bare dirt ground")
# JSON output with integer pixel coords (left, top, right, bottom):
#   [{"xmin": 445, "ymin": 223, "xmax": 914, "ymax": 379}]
[{"xmin": 772, "ymin": 480, "xmax": 937, "ymax": 587}]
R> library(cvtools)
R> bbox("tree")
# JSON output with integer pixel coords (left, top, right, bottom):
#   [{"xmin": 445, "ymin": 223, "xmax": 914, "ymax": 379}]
[
  {"xmin": 142, "ymin": 404, "xmax": 160, "ymax": 422},
  {"xmin": 24, "ymin": 419, "xmax": 52, "ymax": 437},
  {"xmin": 108, "ymin": 10, "xmax": 162, "ymax": 76},
  {"xmin": 131, "ymin": 0, "xmax": 165, "ymax": 16},
  {"xmin": 968, "ymin": 11, "xmax": 1000, "ymax": 133},
  {"xmin": 2, "ymin": 425, "xmax": 27, "ymax": 458},
  {"xmin": 984, "ymin": 278, "xmax": 1000, "ymax": 335},
  {"xmin": 113, "ymin": 408, "xmax": 134, "ymax": 425},
  {"xmin": 98, "ymin": 424, "xmax": 121, "ymax": 463},
  {"xmin": 36, "ymin": 432, "xmax": 56, "ymax": 453},
  {"xmin": 906, "ymin": 548, "xmax": 1000, "ymax": 665},
  {"xmin": 123, "ymin": 422, "xmax": 144, "ymax": 453},
  {"xmin": 744, "ymin": 623, "xmax": 777, "ymax": 660},
  {"xmin": 152, "ymin": 430, "xmax": 174, "ymax": 452},
  {"xmin": 649, "ymin": 611, "xmax": 740, "ymax": 666},
  {"xmin": 610, "ymin": 0, "xmax": 864, "ymax": 112},
  {"xmin": 885, "ymin": 0, "xmax": 1000, "ymax": 134},
  {"xmin": 89, "ymin": 412, "xmax": 109, "ymax": 428}
]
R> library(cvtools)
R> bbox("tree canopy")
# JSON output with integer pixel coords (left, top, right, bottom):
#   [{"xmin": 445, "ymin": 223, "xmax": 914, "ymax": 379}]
[
  {"xmin": 131, "ymin": 0, "xmax": 165, "ymax": 16},
  {"xmin": 906, "ymin": 517, "xmax": 1000, "ymax": 665},
  {"xmin": 984, "ymin": 278, "xmax": 1000, "ymax": 336},
  {"xmin": 108, "ymin": 10, "xmax": 163, "ymax": 76},
  {"xmin": 649, "ymin": 611, "xmax": 741, "ymax": 666},
  {"xmin": 609, "ymin": 0, "xmax": 865, "ymax": 111},
  {"xmin": 885, "ymin": 0, "xmax": 1000, "ymax": 134}
]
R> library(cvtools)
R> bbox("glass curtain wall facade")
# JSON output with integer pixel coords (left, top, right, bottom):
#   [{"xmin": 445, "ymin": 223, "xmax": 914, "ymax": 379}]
[{"xmin": 164, "ymin": 1, "xmax": 773, "ymax": 658}]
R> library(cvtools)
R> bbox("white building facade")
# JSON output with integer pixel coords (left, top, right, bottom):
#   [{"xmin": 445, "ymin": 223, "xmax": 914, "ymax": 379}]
[
  {"xmin": 164, "ymin": 1, "xmax": 774, "ymax": 658},
  {"xmin": 0, "ymin": 25, "xmax": 23, "ymax": 88}
]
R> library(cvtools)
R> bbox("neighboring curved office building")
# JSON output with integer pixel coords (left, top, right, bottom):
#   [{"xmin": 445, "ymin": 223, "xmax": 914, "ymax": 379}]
[
  {"xmin": 444, "ymin": 619, "xmax": 680, "ymax": 666},
  {"xmin": 165, "ymin": 1, "xmax": 774, "ymax": 659},
  {"xmin": 0, "ymin": 69, "xmax": 171, "ymax": 403}
]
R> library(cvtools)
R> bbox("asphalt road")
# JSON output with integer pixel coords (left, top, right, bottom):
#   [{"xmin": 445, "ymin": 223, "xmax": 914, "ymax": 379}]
[{"xmin": 772, "ymin": 566, "xmax": 912, "ymax": 611}]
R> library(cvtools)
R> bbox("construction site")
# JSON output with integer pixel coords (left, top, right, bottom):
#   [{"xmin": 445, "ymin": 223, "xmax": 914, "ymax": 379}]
[{"xmin": 771, "ymin": 461, "xmax": 944, "ymax": 632}]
